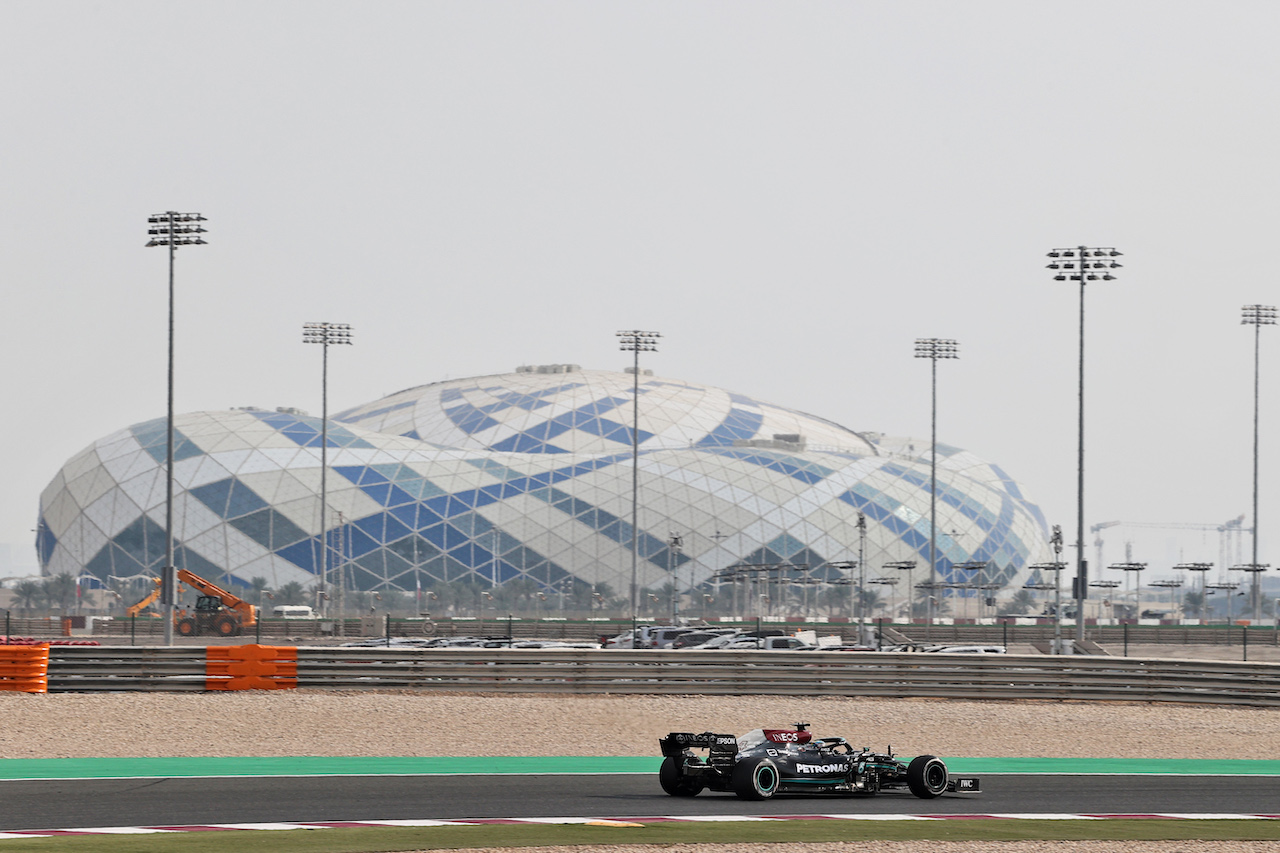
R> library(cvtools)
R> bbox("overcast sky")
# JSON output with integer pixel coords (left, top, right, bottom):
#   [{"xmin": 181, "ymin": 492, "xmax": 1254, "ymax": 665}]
[{"xmin": 3, "ymin": 1, "xmax": 1278, "ymax": 581}]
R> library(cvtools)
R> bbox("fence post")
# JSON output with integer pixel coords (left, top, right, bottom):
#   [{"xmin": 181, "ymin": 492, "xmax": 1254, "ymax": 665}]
[
  {"xmin": 1244, "ymin": 625, "xmax": 1249, "ymax": 662},
  {"xmin": 1123, "ymin": 622, "xmax": 1128, "ymax": 657},
  {"xmin": 385, "ymin": 613, "xmax": 391, "ymax": 647}
]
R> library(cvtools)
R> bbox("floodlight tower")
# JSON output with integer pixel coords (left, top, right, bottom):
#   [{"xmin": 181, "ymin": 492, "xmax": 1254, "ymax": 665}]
[
  {"xmin": 617, "ymin": 330, "xmax": 660, "ymax": 627},
  {"xmin": 303, "ymin": 322, "xmax": 353, "ymax": 619},
  {"xmin": 1242, "ymin": 304, "xmax": 1275, "ymax": 621},
  {"xmin": 146, "ymin": 211, "xmax": 207, "ymax": 646},
  {"xmin": 1047, "ymin": 246, "xmax": 1121, "ymax": 641},
  {"xmin": 914, "ymin": 338, "xmax": 959, "ymax": 625}
]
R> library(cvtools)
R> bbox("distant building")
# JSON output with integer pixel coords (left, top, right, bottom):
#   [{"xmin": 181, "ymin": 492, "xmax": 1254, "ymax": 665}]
[{"xmin": 37, "ymin": 366, "xmax": 1050, "ymax": 604}]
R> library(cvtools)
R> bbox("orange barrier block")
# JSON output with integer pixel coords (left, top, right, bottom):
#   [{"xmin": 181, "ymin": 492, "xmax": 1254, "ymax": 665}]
[
  {"xmin": 206, "ymin": 645, "xmax": 298, "ymax": 691},
  {"xmin": 0, "ymin": 643, "xmax": 49, "ymax": 693}
]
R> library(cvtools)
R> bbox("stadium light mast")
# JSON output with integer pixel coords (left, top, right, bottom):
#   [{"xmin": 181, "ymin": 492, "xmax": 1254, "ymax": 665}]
[
  {"xmin": 914, "ymin": 338, "xmax": 958, "ymax": 624},
  {"xmin": 146, "ymin": 211, "xmax": 207, "ymax": 647},
  {"xmin": 1047, "ymin": 245, "xmax": 1121, "ymax": 641},
  {"xmin": 617, "ymin": 330, "xmax": 660, "ymax": 630},
  {"xmin": 303, "ymin": 322, "xmax": 353, "ymax": 620},
  {"xmin": 1242, "ymin": 304, "xmax": 1275, "ymax": 622}
]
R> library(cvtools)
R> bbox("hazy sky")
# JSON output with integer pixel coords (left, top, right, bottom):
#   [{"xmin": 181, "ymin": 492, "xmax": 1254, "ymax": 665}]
[{"xmin": 3, "ymin": 1, "xmax": 1279, "ymax": 581}]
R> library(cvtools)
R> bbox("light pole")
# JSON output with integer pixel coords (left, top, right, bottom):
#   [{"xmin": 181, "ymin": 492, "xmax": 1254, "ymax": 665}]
[
  {"xmin": 856, "ymin": 512, "xmax": 866, "ymax": 641},
  {"xmin": 1109, "ymin": 562, "xmax": 1146, "ymax": 620},
  {"xmin": 146, "ymin": 211, "xmax": 207, "ymax": 646},
  {"xmin": 1174, "ymin": 562, "xmax": 1213, "ymax": 624},
  {"xmin": 868, "ymin": 577, "xmax": 897, "ymax": 626},
  {"xmin": 914, "ymin": 338, "xmax": 958, "ymax": 625},
  {"xmin": 1089, "ymin": 579, "xmax": 1121, "ymax": 622},
  {"xmin": 1030, "ymin": 524, "xmax": 1066, "ymax": 651},
  {"xmin": 953, "ymin": 560, "xmax": 991, "ymax": 624},
  {"xmin": 1149, "ymin": 579, "xmax": 1183, "ymax": 621},
  {"xmin": 1230, "ymin": 563, "xmax": 1269, "ymax": 623},
  {"xmin": 667, "ymin": 532, "xmax": 683, "ymax": 623},
  {"xmin": 1242, "ymin": 304, "xmax": 1275, "ymax": 622},
  {"xmin": 1048, "ymin": 245, "xmax": 1121, "ymax": 642},
  {"xmin": 617, "ymin": 331, "xmax": 660, "ymax": 630},
  {"xmin": 828, "ymin": 561, "xmax": 857, "ymax": 619},
  {"xmin": 1206, "ymin": 581, "xmax": 1239, "ymax": 624},
  {"xmin": 884, "ymin": 560, "xmax": 917, "ymax": 622},
  {"xmin": 303, "ymin": 322, "xmax": 353, "ymax": 619}
]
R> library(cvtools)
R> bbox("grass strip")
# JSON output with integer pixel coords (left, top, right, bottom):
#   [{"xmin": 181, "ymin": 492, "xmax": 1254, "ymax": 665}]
[{"xmin": 2, "ymin": 819, "xmax": 1280, "ymax": 852}]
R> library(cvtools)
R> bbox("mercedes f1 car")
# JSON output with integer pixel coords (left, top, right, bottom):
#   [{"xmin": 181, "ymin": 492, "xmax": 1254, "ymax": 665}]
[{"xmin": 658, "ymin": 723, "xmax": 980, "ymax": 800}]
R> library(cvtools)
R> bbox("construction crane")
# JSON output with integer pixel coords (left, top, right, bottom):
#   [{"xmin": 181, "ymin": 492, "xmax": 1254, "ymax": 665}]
[
  {"xmin": 125, "ymin": 578, "xmax": 163, "ymax": 618},
  {"xmin": 1091, "ymin": 516, "xmax": 1248, "ymax": 577}
]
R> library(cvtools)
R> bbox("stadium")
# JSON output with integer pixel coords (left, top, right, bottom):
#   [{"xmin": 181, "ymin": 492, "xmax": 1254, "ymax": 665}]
[{"xmin": 36, "ymin": 365, "xmax": 1051, "ymax": 616}]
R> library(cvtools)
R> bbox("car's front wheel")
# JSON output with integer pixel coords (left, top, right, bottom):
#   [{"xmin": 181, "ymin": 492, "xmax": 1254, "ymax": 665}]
[
  {"xmin": 659, "ymin": 757, "xmax": 703, "ymax": 797},
  {"xmin": 732, "ymin": 757, "xmax": 780, "ymax": 800},
  {"xmin": 906, "ymin": 755, "xmax": 948, "ymax": 799}
]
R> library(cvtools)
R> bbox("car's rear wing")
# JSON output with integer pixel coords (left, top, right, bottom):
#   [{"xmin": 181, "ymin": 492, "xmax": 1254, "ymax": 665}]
[{"xmin": 659, "ymin": 732, "xmax": 738, "ymax": 758}]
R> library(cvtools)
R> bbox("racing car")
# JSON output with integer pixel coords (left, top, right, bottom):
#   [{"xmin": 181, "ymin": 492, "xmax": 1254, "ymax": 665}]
[{"xmin": 658, "ymin": 723, "xmax": 979, "ymax": 800}]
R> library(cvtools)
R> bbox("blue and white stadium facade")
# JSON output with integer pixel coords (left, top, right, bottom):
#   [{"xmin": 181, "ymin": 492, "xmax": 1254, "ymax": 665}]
[{"xmin": 37, "ymin": 365, "xmax": 1051, "ymax": 606}]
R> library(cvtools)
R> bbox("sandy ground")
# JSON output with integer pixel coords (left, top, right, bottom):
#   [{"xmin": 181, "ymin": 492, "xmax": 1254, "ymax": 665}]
[{"xmin": 3, "ymin": 685, "xmax": 1280, "ymax": 760}]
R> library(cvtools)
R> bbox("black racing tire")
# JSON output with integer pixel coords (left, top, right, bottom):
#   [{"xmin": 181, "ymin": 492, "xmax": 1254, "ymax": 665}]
[
  {"xmin": 659, "ymin": 757, "xmax": 704, "ymax": 797},
  {"xmin": 907, "ymin": 755, "xmax": 948, "ymax": 799},
  {"xmin": 732, "ymin": 756, "xmax": 780, "ymax": 800}
]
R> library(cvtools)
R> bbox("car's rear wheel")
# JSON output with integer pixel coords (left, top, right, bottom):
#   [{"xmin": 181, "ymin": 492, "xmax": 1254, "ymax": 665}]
[
  {"xmin": 732, "ymin": 757, "xmax": 780, "ymax": 800},
  {"xmin": 907, "ymin": 755, "xmax": 948, "ymax": 799},
  {"xmin": 659, "ymin": 757, "xmax": 704, "ymax": 797}
]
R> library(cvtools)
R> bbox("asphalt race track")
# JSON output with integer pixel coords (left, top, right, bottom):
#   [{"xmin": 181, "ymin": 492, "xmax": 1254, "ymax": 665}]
[{"xmin": 2, "ymin": 773, "xmax": 1278, "ymax": 832}]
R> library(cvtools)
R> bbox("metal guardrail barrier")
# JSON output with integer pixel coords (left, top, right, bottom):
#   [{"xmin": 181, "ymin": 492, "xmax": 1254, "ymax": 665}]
[
  {"xmin": 43, "ymin": 647, "xmax": 1280, "ymax": 707},
  {"xmin": 12, "ymin": 615, "xmax": 1280, "ymax": 647}
]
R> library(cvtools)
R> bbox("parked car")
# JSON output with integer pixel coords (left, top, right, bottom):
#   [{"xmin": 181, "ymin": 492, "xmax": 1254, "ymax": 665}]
[
  {"xmin": 603, "ymin": 625, "xmax": 700, "ymax": 649},
  {"xmin": 724, "ymin": 635, "xmax": 818, "ymax": 651},
  {"xmin": 679, "ymin": 631, "xmax": 748, "ymax": 650},
  {"xmin": 671, "ymin": 629, "xmax": 739, "ymax": 649}
]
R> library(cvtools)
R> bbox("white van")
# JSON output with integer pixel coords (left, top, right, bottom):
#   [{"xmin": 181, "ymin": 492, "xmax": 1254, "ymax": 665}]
[{"xmin": 272, "ymin": 605, "xmax": 315, "ymax": 619}]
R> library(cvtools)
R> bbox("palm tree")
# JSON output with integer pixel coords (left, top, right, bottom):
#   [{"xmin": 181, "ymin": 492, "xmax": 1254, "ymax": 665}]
[
  {"xmin": 249, "ymin": 576, "xmax": 271, "ymax": 610},
  {"xmin": 13, "ymin": 580, "xmax": 43, "ymax": 615},
  {"xmin": 276, "ymin": 581, "xmax": 305, "ymax": 605},
  {"xmin": 644, "ymin": 582, "xmax": 678, "ymax": 619},
  {"xmin": 44, "ymin": 574, "xmax": 77, "ymax": 613},
  {"xmin": 999, "ymin": 588, "xmax": 1037, "ymax": 616},
  {"xmin": 856, "ymin": 587, "xmax": 884, "ymax": 619}
]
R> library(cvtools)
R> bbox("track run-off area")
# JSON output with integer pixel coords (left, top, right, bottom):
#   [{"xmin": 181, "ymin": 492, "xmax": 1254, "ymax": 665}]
[{"xmin": 3, "ymin": 757, "xmax": 1280, "ymax": 839}]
